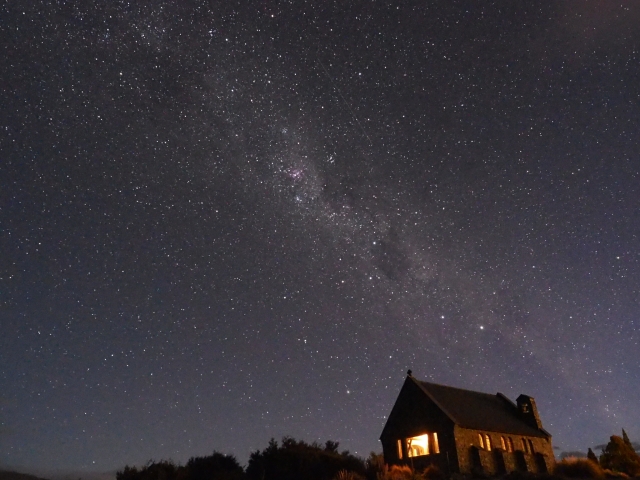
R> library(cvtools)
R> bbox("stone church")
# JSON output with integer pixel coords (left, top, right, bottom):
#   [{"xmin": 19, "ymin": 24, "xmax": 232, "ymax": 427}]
[{"xmin": 380, "ymin": 372, "xmax": 555, "ymax": 475}]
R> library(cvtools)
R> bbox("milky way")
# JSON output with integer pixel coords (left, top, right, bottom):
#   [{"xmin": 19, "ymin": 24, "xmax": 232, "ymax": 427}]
[{"xmin": 1, "ymin": 1, "xmax": 639, "ymax": 474}]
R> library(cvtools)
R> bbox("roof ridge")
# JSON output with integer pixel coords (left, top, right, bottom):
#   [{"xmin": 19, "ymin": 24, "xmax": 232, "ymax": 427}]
[{"xmin": 419, "ymin": 379, "xmax": 498, "ymax": 398}]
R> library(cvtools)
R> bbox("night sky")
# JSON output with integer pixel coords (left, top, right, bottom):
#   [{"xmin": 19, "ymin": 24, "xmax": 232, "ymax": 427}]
[{"xmin": 2, "ymin": 0, "xmax": 640, "ymax": 475}]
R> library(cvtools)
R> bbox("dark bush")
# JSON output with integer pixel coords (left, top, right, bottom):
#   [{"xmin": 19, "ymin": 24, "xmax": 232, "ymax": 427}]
[
  {"xmin": 186, "ymin": 452, "xmax": 244, "ymax": 480},
  {"xmin": 421, "ymin": 464, "xmax": 445, "ymax": 480},
  {"xmin": 245, "ymin": 437, "xmax": 366, "ymax": 480},
  {"xmin": 117, "ymin": 455, "xmax": 242, "ymax": 480},
  {"xmin": 554, "ymin": 457, "xmax": 605, "ymax": 479},
  {"xmin": 116, "ymin": 460, "xmax": 187, "ymax": 480}
]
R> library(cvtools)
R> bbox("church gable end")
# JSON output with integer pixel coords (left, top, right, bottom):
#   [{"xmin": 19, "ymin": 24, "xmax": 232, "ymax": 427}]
[{"xmin": 380, "ymin": 373, "xmax": 455, "ymax": 469}]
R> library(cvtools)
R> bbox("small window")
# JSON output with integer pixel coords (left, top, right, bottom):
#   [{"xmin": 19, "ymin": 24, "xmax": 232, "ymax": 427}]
[
  {"xmin": 501, "ymin": 436, "xmax": 506, "ymax": 450},
  {"xmin": 479, "ymin": 434, "xmax": 485, "ymax": 449},
  {"xmin": 522, "ymin": 438, "xmax": 528, "ymax": 453},
  {"xmin": 406, "ymin": 434, "xmax": 429, "ymax": 457},
  {"xmin": 432, "ymin": 432, "xmax": 440, "ymax": 454},
  {"xmin": 528, "ymin": 439, "xmax": 535, "ymax": 453},
  {"xmin": 508, "ymin": 437, "xmax": 515, "ymax": 452},
  {"xmin": 485, "ymin": 435, "xmax": 492, "ymax": 451},
  {"xmin": 397, "ymin": 439, "xmax": 403, "ymax": 459}
]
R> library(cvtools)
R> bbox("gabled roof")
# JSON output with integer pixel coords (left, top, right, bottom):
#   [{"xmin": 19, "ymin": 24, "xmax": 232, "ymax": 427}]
[{"xmin": 412, "ymin": 377, "xmax": 550, "ymax": 438}]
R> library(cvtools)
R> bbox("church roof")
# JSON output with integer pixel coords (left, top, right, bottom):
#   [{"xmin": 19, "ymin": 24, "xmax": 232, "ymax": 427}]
[{"xmin": 412, "ymin": 377, "xmax": 550, "ymax": 438}]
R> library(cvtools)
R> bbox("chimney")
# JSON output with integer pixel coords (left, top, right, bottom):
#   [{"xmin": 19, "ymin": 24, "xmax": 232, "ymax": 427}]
[{"xmin": 516, "ymin": 394, "xmax": 543, "ymax": 429}]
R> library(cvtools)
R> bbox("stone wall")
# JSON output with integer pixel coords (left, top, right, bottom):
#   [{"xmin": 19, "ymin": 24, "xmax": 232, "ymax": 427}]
[{"xmin": 454, "ymin": 427, "xmax": 555, "ymax": 474}]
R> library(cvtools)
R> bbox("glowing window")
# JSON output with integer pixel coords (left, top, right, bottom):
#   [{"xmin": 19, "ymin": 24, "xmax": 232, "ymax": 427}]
[
  {"xmin": 485, "ymin": 435, "xmax": 492, "ymax": 451},
  {"xmin": 432, "ymin": 432, "xmax": 440, "ymax": 454},
  {"xmin": 478, "ymin": 434, "xmax": 485, "ymax": 449},
  {"xmin": 407, "ymin": 434, "xmax": 429, "ymax": 457},
  {"xmin": 397, "ymin": 439, "xmax": 403, "ymax": 459},
  {"xmin": 501, "ymin": 436, "xmax": 506, "ymax": 450}
]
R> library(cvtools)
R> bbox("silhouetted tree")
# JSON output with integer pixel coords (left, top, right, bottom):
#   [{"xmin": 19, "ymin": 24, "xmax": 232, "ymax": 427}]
[
  {"xmin": 186, "ymin": 452, "xmax": 244, "ymax": 480},
  {"xmin": 245, "ymin": 437, "xmax": 366, "ymax": 480},
  {"xmin": 587, "ymin": 448, "xmax": 599, "ymax": 465},
  {"xmin": 117, "ymin": 466, "xmax": 140, "ymax": 480},
  {"xmin": 364, "ymin": 452, "xmax": 385, "ymax": 480},
  {"xmin": 116, "ymin": 461, "xmax": 186, "ymax": 480},
  {"xmin": 118, "ymin": 457, "xmax": 241, "ymax": 480},
  {"xmin": 599, "ymin": 433, "xmax": 640, "ymax": 476},
  {"xmin": 325, "ymin": 441, "xmax": 340, "ymax": 453}
]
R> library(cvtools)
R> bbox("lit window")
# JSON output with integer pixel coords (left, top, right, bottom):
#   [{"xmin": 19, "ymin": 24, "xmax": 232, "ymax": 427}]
[
  {"xmin": 479, "ymin": 434, "xmax": 485, "ymax": 449},
  {"xmin": 501, "ymin": 436, "xmax": 506, "ymax": 450},
  {"xmin": 397, "ymin": 439, "xmax": 403, "ymax": 459},
  {"xmin": 485, "ymin": 435, "xmax": 492, "ymax": 451},
  {"xmin": 432, "ymin": 432, "xmax": 440, "ymax": 454},
  {"xmin": 406, "ymin": 434, "xmax": 429, "ymax": 457}
]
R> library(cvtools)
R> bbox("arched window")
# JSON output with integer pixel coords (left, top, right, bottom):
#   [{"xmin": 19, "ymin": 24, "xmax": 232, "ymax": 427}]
[
  {"xmin": 479, "ymin": 434, "xmax": 485, "ymax": 449},
  {"xmin": 485, "ymin": 435, "xmax": 492, "ymax": 451},
  {"xmin": 528, "ymin": 439, "xmax": 535, "ymax": 453},
  {"xmin": 501, "ymin": 436, "xmax": 507, "ymax": 450}
]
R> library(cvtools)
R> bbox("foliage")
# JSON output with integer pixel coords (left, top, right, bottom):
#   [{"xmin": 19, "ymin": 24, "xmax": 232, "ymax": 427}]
[
  {"xmin": 117, "ymin": 453, "xmax": 243, "ymax": 480},
  {"xmin": 186, "ymin": 452, "xmax": 244, "ymax": 480},
  {"xmin": 367, "ymin": 462, "xmax": 442, "ymax": 480},
  {"xmin": 384, "ymin": 465, "xmax": 415, "ymax": 480},
  {"xmin": 116, "ymin": 460, "xmax": 187, "ymax": 480},
  {"xmin": 333, "ymin": 470, "xmax": 366, "ymax": 480},
  {"xmin": 599, "ymin": 434, "xmax": 640, "ymax": 477},
  {"xmin": 421, "ymin": 464, "xmax": 445, "ymax": 480},
  {"xmin": 588, "ymin": 449, "xmax": 600, "ymax": 465},
  {"xmin": 364, "ymin": 452, "xmax": 386, "ymax": 480},
  {"xmin": 245, "ymin": 437, "xmax": 367, "ymax": 480},
  {"xmin": 553, "ymin": 457, "xmax": 605, "ymax": 479}
]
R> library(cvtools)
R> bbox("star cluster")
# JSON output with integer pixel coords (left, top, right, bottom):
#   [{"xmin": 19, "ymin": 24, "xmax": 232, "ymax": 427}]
[{"xmin": 1, "ymin": 0, "xmax": 639, "ymax": 475}]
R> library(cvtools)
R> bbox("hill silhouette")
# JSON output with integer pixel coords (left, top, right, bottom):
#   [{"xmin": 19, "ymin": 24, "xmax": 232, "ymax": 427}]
[{"xmin": 0, "ymin": 470, "xmax": 50, "ymax": 480}]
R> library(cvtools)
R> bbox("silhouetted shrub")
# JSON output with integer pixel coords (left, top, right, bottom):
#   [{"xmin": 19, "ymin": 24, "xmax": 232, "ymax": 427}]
[
  {"xmin": 117, "ymin": 466, "xmax": 141, "ymax": 480},
  {"xmin": 245, "ymin": 437, "xmax": 366, "ymax": 480},
  {"xmin": 369, "ymin": 463, "xmax": 436, "ymax": 480},
  {"xmin": 421, "ymin": 464, "xmax": 445, "ymax": 480},
  {"xmin": 333, "ymin": 470, "xmax": 366, "ymax": 480},
  {"xmin": 186, "ymin": 452, "xmax": 244, "ymax": 480},
  {"xmin": 383, "ymin": 465, "xmax": 414, "ymax": 480},
  {"xmin": 361, "ymin": 452, "xmax": 389, "ymax": 480},
  {"xmin": 117, "ymin": 455, "xmax": 242, "ymax": 480},
  {"xmin": 116, "ymin": 460, "xmax": 187, "ymax": 480},
  {"xmin": 554, "ymin": 457, "xmax": 605, "ymax": 479}
]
